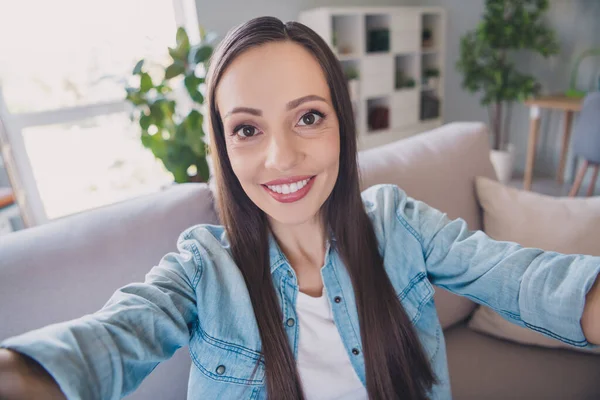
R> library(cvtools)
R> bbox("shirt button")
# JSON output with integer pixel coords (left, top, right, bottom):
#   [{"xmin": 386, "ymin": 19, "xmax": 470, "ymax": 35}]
[
  {"xmin": 216, "ymin": 365, "xmax": 226, "ymax": 375},
  {"xmin": 286, "ymin": 318, "xmax": 295, "ymax": 327},
  {"xmin": 334, "ymin": 296, "xmax": 342, "ymax": 303},
  {"xmin": 287, "ymin": 270, "xmax": 293, "ymax": 278},
  {"xmin": 352, "ymin": 348, "xmax": 360, "ymax": 355}
]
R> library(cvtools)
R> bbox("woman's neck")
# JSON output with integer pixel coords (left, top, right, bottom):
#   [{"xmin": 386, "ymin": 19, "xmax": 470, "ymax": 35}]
[{"xmin": 269, "ymin": 215, "xmax": 327, "ymax": 276}]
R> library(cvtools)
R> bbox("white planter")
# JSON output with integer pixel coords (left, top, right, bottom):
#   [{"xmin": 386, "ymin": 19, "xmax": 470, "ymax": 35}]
[
  {"xmin": 489, "ymin": 143, "xmax": 515, "ymax": 184},
  {"xmin": 348, "ymin": 79, "xmax": 360, "ymax": 101}
]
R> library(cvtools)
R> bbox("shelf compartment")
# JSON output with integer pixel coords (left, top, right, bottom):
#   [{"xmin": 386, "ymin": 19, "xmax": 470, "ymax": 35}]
[
  {"xmin": 367, "ymin": 97, "xmax": 390, "ymax": 133},
  {"xmin": 394, "ymin": 54, "xmax": 418, "ymax": 90},
  {"xmin": 366, "ymin": 14, "xmax": 391, "ymax": 53},
  {"xmin": 331, "ymin": 14, "xmax": 362, "ymax": 57},
  {"xmin": 421, "ymin": 52, "xmax": 441, "ymax": 92},
  {"xmin": 421, "ymin": 13, "xmax": 443, "ymax": 50},
  {"xmin": 420, "ymin": 91, "xmax": 441, "ymax": 121},
  {"xmin": 341, "ymin": 59, "xmax": 361, "ymax": 102}
]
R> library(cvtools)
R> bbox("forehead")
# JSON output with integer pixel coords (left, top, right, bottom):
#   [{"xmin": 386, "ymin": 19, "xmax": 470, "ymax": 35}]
[{"xmin": 215, "ymin": 41, "xmax": 331, "ymax": 112}]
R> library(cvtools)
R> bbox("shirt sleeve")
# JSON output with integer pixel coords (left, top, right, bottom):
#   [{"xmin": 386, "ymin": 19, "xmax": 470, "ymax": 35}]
[
  {"xmin": 392, "ymin": 185, "xmax": 600, "ymax": 349},
  {"xmin": 0, "ymin": 227, "xmax": 203, "ymax": 400}
]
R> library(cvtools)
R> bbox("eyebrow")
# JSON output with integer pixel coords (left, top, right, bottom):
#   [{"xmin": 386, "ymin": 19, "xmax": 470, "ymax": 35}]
[{"xmin": 223, "ymin": 94, "xmax": 328, "ymax": 119}]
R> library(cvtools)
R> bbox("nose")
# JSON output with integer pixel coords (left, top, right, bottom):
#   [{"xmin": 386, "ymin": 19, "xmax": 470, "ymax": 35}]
[{"xmin": 264, "ymin": 132, "xmax": 303, "ymax": 172}]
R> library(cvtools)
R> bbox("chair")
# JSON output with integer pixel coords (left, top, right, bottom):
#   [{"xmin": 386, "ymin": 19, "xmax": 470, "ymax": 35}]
[{"xmin": 569, "ymin": 92, "xmax": 600, "ymax": 196}]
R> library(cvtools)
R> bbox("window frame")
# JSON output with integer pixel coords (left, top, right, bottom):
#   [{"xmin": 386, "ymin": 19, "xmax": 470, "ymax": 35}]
[{"xmin": 0, "ymin": 0, "xmax": 200, "ymax": 226}]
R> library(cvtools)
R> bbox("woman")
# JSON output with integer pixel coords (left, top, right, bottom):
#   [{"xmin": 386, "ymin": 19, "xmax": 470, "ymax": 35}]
[{"xmin": 1, "ymin": 16, "xmax": 599, "ymax": 400}]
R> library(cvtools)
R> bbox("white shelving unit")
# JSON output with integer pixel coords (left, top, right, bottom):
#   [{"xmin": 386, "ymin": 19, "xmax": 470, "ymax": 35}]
[{"xmin": 299, "ymin": 6, "xmax": 446, "ymax": 150}]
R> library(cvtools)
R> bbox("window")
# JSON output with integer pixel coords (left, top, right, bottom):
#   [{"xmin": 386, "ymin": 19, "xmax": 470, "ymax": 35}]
[{"xmin": 0, "ymin": 0, "xmax": 198, "ymax": 223}]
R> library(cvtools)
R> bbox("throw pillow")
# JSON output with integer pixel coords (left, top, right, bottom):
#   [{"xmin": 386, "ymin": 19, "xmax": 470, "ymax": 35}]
[{"xmin": 469, "ymin": 176, "xmax": 600, "ymax": 354}]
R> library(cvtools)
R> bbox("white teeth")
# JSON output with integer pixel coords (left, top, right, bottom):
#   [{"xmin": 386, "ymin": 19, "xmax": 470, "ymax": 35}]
[{"xmin": 267, "ymin": 178, "xmax": 312, "ymax": 194}]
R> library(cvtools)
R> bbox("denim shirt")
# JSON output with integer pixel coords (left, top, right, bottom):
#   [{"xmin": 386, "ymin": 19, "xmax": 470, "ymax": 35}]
[{"xmin": 2, "ymin": 184, "xmax": 599, "ymax": 400}]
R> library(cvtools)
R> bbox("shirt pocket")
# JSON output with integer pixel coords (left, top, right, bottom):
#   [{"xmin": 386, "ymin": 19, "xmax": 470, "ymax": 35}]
[
  {"xmin": 397, "ymin": 271, "xmax": 434, "ymax": 325},
  {"xmin": 188, "ymin": 323, "xmax": 265, "ymax": 387}
]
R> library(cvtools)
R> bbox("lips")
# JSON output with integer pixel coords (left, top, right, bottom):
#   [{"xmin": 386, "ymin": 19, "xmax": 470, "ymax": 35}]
[{"xmin": 262, "ymin": 175, "xmax": 316, "ymax": 203}]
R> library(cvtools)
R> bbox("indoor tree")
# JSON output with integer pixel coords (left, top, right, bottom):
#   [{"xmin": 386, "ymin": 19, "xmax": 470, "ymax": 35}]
[{"xmin": 456, "ymin": 0, "xmax": 559, "ymax": 151}]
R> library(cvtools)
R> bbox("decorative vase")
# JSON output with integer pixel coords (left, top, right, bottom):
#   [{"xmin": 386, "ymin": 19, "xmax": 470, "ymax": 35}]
[{"xmin": 489, "ymin": 143, "xmax": 515, "ymax": 184}]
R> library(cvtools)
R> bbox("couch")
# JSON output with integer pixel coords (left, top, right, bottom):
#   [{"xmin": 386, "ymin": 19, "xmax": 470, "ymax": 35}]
[{"xmin": 1, "ymin": 122, "xmax": 599, "ymax": 399}]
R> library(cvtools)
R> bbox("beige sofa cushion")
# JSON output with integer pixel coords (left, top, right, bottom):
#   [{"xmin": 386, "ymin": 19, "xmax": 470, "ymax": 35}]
[
  {"xmin": 445, "ymin": 323, "xmax": 600, "ymax": 399},
  {"xmin": 359, "ymin": 122, "xmax": 497, "ymax": 329},
  {"xmin": 469, "ymin": 176, "xmax": 600, "ymax": 353}
]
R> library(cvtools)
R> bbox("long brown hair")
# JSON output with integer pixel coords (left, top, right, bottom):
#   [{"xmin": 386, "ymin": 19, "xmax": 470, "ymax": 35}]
[{"xmin": 206, "ymin": 16, "xmax": 437, "ymax": 399}]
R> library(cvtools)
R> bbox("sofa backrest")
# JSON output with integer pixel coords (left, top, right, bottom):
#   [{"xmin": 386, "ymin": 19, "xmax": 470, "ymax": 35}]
[{"xmin": 359, "ymin": 122, "xmax": 497, "ymax": 328}]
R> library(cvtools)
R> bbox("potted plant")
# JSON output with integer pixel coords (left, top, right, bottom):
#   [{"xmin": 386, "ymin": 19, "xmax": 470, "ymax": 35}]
[
  {"xmin": 423, "ymin": 68, "xmax": 440, "ymax": 91},
  {"xmin": 456, "ymin": 0, "xmax": 559, "ymax": 183},
  {"xmin": 344, "ymin": 67, "xmax": 360, "ymax": 101},
  {"xmin": 125, "ymin": 26, "xmax": 216, "ymax": 184}
]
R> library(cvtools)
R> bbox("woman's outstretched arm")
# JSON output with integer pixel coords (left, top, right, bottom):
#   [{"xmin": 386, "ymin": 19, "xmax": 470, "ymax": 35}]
[
  {"xmin": 583, "ymin": 276, "xmax": 600, "ymax": 345},
  {"xmin": 0, "ymin": 227, "xmax": 204, "ymax": 400},
  {"xmin": 381, "ymin": 184, "xmax": 600, "ymax": 350}
]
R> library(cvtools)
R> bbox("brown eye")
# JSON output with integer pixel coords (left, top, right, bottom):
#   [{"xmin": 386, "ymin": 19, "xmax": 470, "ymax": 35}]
[
  {"xmin": 297, "ymin": 111, "xmax": 323, "ymax": 127},
  {"xmin": 236, "ymin": 125, "xmax": 258, "ymax": 138},
  {"xmin": 302, "ymin": 113, "xmax": 315, "ymax": 125}
]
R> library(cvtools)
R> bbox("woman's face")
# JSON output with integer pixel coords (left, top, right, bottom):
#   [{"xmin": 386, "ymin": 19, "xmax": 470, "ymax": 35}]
[{"xmin": 216, "ymin": 41, "xmax": 340, "ymax": 226}]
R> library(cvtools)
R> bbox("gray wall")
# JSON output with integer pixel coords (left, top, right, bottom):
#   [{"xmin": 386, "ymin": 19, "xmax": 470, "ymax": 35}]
[
  {"xmin": 195, "ymin": 0, "xmax": 600, "ymax": 180},
  {"xmin": 195, "ymin": 0, "xmax": 417, "ymax": 38}
]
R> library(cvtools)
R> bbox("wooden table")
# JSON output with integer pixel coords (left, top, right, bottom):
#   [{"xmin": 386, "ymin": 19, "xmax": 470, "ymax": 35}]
[{"xmin": 523, "ymin": 95, "xmax": 583, "ymax": 190}]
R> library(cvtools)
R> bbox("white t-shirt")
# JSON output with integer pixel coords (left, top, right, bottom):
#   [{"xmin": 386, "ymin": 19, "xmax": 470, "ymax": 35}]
[{"xmin": 296, "ymin": 289, "xmax": 368, "ymax": 400}]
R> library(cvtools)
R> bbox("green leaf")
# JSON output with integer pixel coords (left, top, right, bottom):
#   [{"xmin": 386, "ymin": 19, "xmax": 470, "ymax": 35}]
[
  {"xmin": 192, "ymin": 45, "xmax": 213, "ymax": 64},
  {"xmin": 179, "ymin": 110, "xmax": 206, "ymax": 157},
  {"xmin": 139, "ymin": 114, "xmax": 152, "ymax": 130},
  {"xmin": 176, "ymin": 27, "xmax": 190, "ymax": 51},
  {"xmin": 125, "ymin": 91, "xmax": 146, "ymax": 106},
  {"xmin": 132, "ymin": 59, "xmax": 144, "ymax": 75},
  {"xmin": 190, "ymin": 90, "xmax": 204, "ymax": 104},
  {"xmin": 140, "ymin": 73, "xmax": 153, "ymax": 93},
  {"xmin": 149, "ymin": 100, "xmax": 165, "ymax": 120},
  {"xmin": 187, "ymin": 109, "xmax": 202, "ymax": 127},
  {"xmin": 168, "ymin": 47, "xmax": 186, "ymax": 62},
  {"xmin": 159, "ymin": 100, "xmax": 175, "ymax": 120},
  {"xmin": 141, "ymin": 132, "xmax": 152, "ymax": 148},
  {"xmin": 165, "ymin": 62, "xmax": 185, "ymax": 79},
  {"xmin": 184, "ymin": 75, "xmax": 199, "ymax": 95},
  {"xmin": 184, "ymin": 75, "xmax": 205, "ymax": 103},
  {"xmin": 171, "ymin": 166, "xmax": 189, "ymax": 183},
  {"xmin": 168, "ymin": 28, "xmax": 191, "ymax": 63}
]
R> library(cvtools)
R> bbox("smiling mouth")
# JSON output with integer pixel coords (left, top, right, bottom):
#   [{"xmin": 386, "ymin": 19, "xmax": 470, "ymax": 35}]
[{"xmin": 261, "ymin": 175, "xmax": 316, "ymax": 203}]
